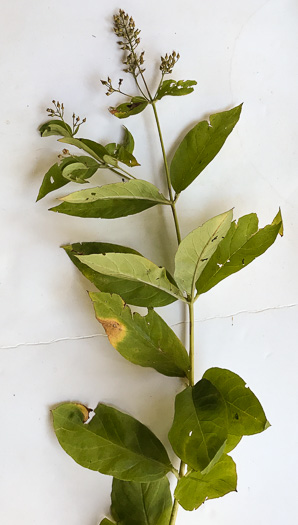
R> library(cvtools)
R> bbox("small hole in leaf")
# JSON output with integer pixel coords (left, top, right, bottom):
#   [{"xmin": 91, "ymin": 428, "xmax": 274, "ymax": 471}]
[
  {"xmin": 234, "ymin": 413, "xmax": 239, "ymax": 420},
  {"xmin": 50, "ymin": 176, "xmax": 54, "ymax": 184}
]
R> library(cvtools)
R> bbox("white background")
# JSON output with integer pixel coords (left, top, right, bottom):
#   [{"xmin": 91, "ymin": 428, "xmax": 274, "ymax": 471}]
[{"xmin": 1, "ymin": 0, "xmax": 298, "ymax": 523}]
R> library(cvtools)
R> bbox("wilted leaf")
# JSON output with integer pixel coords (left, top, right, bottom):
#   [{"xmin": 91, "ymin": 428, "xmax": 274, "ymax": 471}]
[
  {"xmin": 174, "ymin": 210, "xmax": 233, "ymax": 296},
  {"xmin": 50, "ymin": 179, "xmax": 170, "ymax": 218},
  {"xmin": 196, "ymin": 210, "xmax": 283, "ymax": 295},
  {"xmin": 111, "ymin": 478, "xmax": 172, "ymax": 525},
  {"xmin": 170, "ymin": 104, "xmax": 242, "ymax": 193},
  {"xmin": 109, "ymin": 97, "xmax": 148, "ymax": 119},
  {"xmin": 168, "ymin": 379, "xmax": 228, "ymax": 472},
  {"xmin": 89, "ymin": 291, "xmax": 190, "ymax": 377},
  {"xmin": 39, "ymin": 119, "xmax": 73, "ymax": 138},
  {"xmin": 203, "ymin": 368, "xmax": 270, "ymax": 436},
  {"xmin": 175, "ymin": 454, "xmax": 237, "ymax": 510},
  {"xmin": 155, "ymin": 79, "xmax": 197, "ymax": 100},
  {"xmin": 52, "ymin": 403, "xmax": 172, "ymax": 482},
  {"xmin": 76, "ymin": 252, "xmax": 183, "ymax": 307}
]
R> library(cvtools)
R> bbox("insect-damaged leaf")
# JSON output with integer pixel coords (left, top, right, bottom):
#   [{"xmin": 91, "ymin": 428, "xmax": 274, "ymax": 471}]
[
  {"xmin": 170, "ymin": 104, "xmax": 242, "ymax": 193},
  {"xmin": 109, "ymin": 97, "xmax": 148, "ymax": 119},
  {"xmin": 155, "ymin": 79, "xmax": 197, "ymax": 100},
  {"xmin": 52, "ymin": 403, "xmax": 172, "ymax": 482},
  {"xmin": 39, "ymin": 119, "xmax": 73, "ymax": 138},
  {"xmin": 168, "ymin": 379, "xmax": 228, "ymax": 472},
  {"xmin": 196, "ymin": 210, "xmax": 283, "ymax": 295},
  {"xmin": 110, "ymin": 478, "xmax": 172, "ymax": 525},
  {"xmin": 50, "ymin": 179, "xmax": 170, "ymax": 218},
  {"xmin": 203, "ymin": 368, "xmax": 270, "ymax": 436},
  {"xmin": 89, "ymin": 291, "xmax": 190, "ymax": 378},
  {"xmin": 175, "ymin": 454, "xmax": 237, "ymax": 511},
  {"xmin": 76, "ymin": 252, "xmax": 183, "ymax": 307},
  {"xmin": 174, "ymin": 210, "xmax": 233, "ymax": 297}
]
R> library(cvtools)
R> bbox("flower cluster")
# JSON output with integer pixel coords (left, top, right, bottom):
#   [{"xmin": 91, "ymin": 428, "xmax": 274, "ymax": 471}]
[
  {"xmin": 113, "ymin": 9, "xmax": 145, "ymax": 76},
  {"xmin": 160, "ymin": 51, "xmax": 180, "ymax": 74}
]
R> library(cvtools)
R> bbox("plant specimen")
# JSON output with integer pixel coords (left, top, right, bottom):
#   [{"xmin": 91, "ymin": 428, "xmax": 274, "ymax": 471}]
[{"xmin": 37, "ymin": 9, "xmax": 283, "ymax": 525}]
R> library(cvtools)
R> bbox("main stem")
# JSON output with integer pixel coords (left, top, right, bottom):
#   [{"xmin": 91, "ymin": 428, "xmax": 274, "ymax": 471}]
[
  {"xmin": 151, "ymin": 102, "xmax": 195, "ymax": 525},
  {"xmin": 151, "ymin": 101, "xmax": 182, "ymax": 245}
]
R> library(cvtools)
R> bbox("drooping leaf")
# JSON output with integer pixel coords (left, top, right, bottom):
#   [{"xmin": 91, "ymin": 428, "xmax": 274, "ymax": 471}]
[
  {"xmin": 155, "ymin": 79, "xmax": 197, "ymax": 100},
  {"xmin": 170, "ymin": 104, "xmax": 242, "ymax": 193},
  {"xmin": 59, "ymin": 137, "xmax": 109, "ymax": 161},
  {"xmin": 50, "ymin": 180, "xmax": 170, "ymax": 218},
  {"xmin": 196, "ymin": 210, "xmax": 283, "ymax": 295},
  {"xmin": 203, "ymin": 368, "xmax": 270, "ymax": 436},
  {"xmin": 89, "ymin": 291, "xmax": 190, "ymax": 378},
  {"xmin": 168, "ymin": 379, "xmax": 228, "ymax": 472},
  {"xmin": 174, "ymin": 210, "xmax": 233, "ymax": 297},
  {"xmin": 175, "ymin": 454, "xmax": 237, "ymax": 511},
  {"xmin": 111, "ymin": 478, "xmax": 172, "ymax": 525},
  {"xmin": 39, "ymin": 119, "xmax": 73, "ymax": 138},
  {"xmin": 52, "ymin": 403, "xmax": 172, "ymax": 482},
  {"xmin": 109, "ymin": 97, "xmax": 148, "ymax": 119},
  {"xmin": 75, "ymin": 252, "xmax": 183, "ymax": 307}
]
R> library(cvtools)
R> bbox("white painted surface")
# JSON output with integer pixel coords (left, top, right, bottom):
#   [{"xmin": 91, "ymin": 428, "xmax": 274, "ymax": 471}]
[{"xmin": 1, "ymin": 0, "xmax": 297, "ymax": 523}]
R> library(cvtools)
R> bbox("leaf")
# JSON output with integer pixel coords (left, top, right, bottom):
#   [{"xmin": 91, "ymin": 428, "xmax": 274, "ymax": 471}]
[
  {"xmin": 174, "ymin": 210, "xmax": 233, "ymax": 297},
  {"xmin": 89, "ymin": 291, "xmax": 190, "ymax": 378},
  {"xmin": 168, "ymin": 379, "xmax": 228, "ymax": 472},
  {"xmin": 155, "ymin": 79, "xmax": 197, "ymax": 100},
  {"xmin": 59, "ymin": 137, "xmax": 109, "ymax": 161},
  {"xmin": 50, "ymin": 180, "xmax": 170, "ymax": 218},
  {"xmin": 196, "ymin": 210, "xmax": 283, "ymax": 295},
  {"xmin": 100, "ymin": 520, "xmax": 115, "ymax": 525},
  {"xmin": 203, "ymin": 368, "xmax": 270, "ymax": 436},
  {"xmin": 61, "ymin": 156, "xmax": 99, "ymax": 183},
  {"xmin": 52, "ymin": 403, "xmax": 172, "ymax": 482},
  {"xmin": 109, "ymin": 97, "xmax": 148, "ymax": 119},
  {"xmin": 105, "ymin": 126, "xmax": 139, "ymax": 167},
  {"xmin": 122, "ymin": 126, "xmax": 135, "ymax": 154},
  {"xmin": 170, "ymin": 104, "xmax": 242, "ymax": 193},
  {"xmin": 39, "ymin": 119, "xmax": 73, "ymax": 138},
  {"xmin": 175, "ymin": 454, "xmax": 237, "ymax": 511},
  {"xmin": 224, "ymin": 434, "xmax": 242, "ymax": 453},
  {"xmin": 36, "ymin": 162, "xmax": 69, "ymax": 201},
  {"xmin": 111, "ymin": 478, "xmax": 172, "ymax": 525},
  {"xmin": 75, "ymin": 252, "xmax": 183, "ymax": 307}
]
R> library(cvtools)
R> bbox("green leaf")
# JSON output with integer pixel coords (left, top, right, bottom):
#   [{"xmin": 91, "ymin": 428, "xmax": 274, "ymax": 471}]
[
  {"xmin": 203, "ymin": 368, "xmax": 270, "ymax": 436},
  {"xmin": 100, "ymin": 520, "xmax": 115, "ymax": 525},
  {"xmin": 50, "ymin": 180, "xmax": 170, "ymax": 218},
  {"xmin": 224, "ymin": 434, "xmax": 242, "ymax": 453},
  {"xmin": 111, "ymin": 478, "xmax": 172, "ymax": 525},
  {"xmin": 61, "ymin": 156, "xmax": 99, "ymax": 183},
  {"xmin": 52, "ymin": 403, "xmax": 172, "ymax": 482},
  {"xmin": 75, "ymin": 252, "xmax": 183, "ymax": 307},
  {"xmin": 170, "ymin": 104, "xmax": 242, "ymax": 193},
  {"xmin": 109, "ymin": 97, "xmax": 148, "ymax": 119},
  {"xmin": 89, "ymin": 291, "xmax": 190, "ymax": 378},
  {"xmin": 37, "ymin": 162, "xmax": 69, "ymax": 201},
  {"xmin": 39, "ymin": 119, "xmax": 73, "ymax": 138},
  {"xmin": 155, "ymin": 79, "xmax": 197, "ymax": 100},
  {"xmin": 122, "ymin": 126, "xmax": 135, "ymax": 154},
  {"xmin": 175, "ymin": 454, "xmax": 237, "ymax": 511},
  {"xmin": 168, "ymin": 379, "xmax": 228, "ymax": 472},
  {"xmin": 174, "ymin": 210, "xmax": 233, "ymax": 297},
  {"xmin": 59, "ymin": 137, "xmax": 109, "ymax": 161},
  {"xmin": 196, "ymin": 210, "xmax": 283, "ymax": 295}
]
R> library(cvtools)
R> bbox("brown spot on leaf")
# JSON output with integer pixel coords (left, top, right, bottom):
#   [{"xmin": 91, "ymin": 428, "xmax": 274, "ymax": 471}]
[
  {"xmin": 75, "ymin": 403, "xmax": 91, "ymax": 423},
  {"xmin": 97, "ymin": 317, "xmax": 126, "ymax": 347}
]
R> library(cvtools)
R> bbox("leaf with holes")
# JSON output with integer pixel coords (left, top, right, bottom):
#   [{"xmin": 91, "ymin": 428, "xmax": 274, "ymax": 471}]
[
  {"xmin": 76, "ymin": 252, "xmax": 183, "ymax": 307},
  {"xmin": 196, "ymin": 210, "xmax": 283, "ymax": 295},
  {"xmin": 168, "ymin": 379, "xmax": 228, "ymax": 472},
  {"xmin": 109, "ymin": 97, "xmax": 148, "ymax": 119},
  {"xmin": 50, "ymin": 180, "xmax": 170, "ymax": 218},
  {"xmin": 89, "ymin": 291, "xmax": 190, "ymax": 377},
  {"xmin": 170, "ymin": 104, "xmax": 242, "ymax": 193},
  {"xmin": 53, "ymin": 403, "xmax": 172, "ymax": 482},
  {"xmin": 174, "ymin": 210, "xmax": 233, "ymax": 297},
  {"xmin": 155, "ymin": 79, "xmax": 197, "ymax": 100},
  {"xmin": 203, "ymin": 368, "xmax": 270, "ymax": 436},
  {"xmin": 175, "ymin": 454, "xmax": 237, "ymax": 511},
  {"xmin": 110, "ymin": 478, "xmax": 172, "ymax": 525}
]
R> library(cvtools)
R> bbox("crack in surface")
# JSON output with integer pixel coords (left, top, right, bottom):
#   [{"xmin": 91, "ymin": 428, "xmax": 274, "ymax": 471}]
[{"xmin": 1, "ymin": 303, "xmax": 297, "ymax": 350}]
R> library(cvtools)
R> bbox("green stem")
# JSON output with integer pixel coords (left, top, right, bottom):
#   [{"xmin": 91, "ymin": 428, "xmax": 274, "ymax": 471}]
[
  {"xmin": 151, "ymin": 101, "xmax": 182, "ymax": 245},
  {"xmin": 169, "ymin": 462, "xmax": 186, "ymax": 525}
]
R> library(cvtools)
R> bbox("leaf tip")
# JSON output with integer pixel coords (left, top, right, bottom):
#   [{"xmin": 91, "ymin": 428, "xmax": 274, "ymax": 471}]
[{"xmin": 264, "ymin": 420, "xmax": 271, "ymax": 430}]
